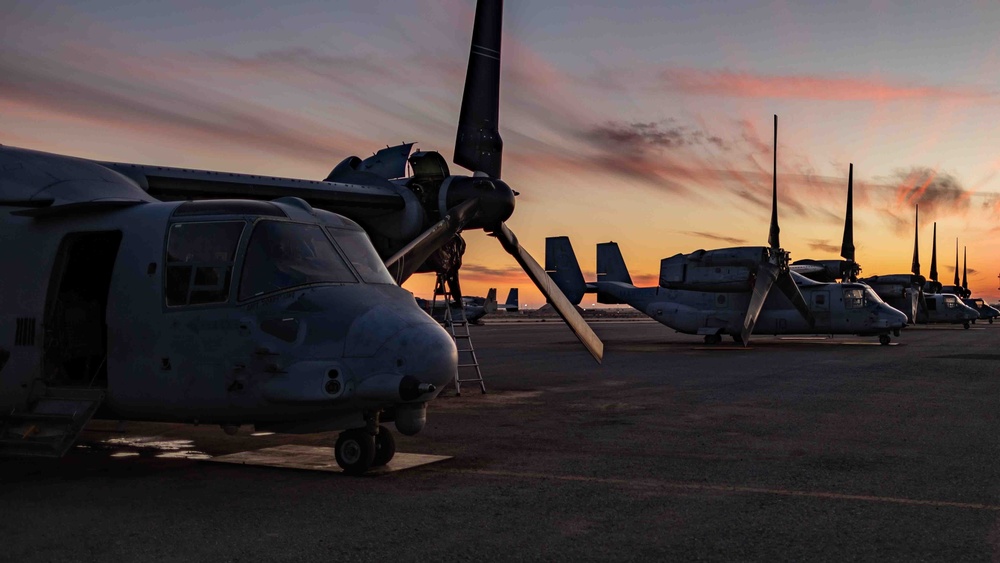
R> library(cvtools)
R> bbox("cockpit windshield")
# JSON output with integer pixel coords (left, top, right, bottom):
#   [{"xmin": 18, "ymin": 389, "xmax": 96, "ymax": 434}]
[
  {"xmin": 863, "ymin": 287, "xmax": 883, "ymax": 305},
  {"xmin": 239, "ymin": 221, "xmax": 357, "ymax": 300},
  {"xmin": 328, "ymin": 228, "xmax": 395, "ymax": 284},
  {"xmin": 973, "ymin": 299, "xmax": 985, "ymax": 308}
]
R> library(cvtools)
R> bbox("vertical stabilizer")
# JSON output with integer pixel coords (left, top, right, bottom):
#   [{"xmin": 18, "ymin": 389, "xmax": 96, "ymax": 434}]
[
  {"xmin": 484, "ymin": 288, "xmax": 498, "ymax": 313},
  {"xmin": 503, "ymin": 288, "xmax": 518, "ymax": 310},
  {"xmin": 545, "ymin": 237, "xmax": 586, "ymax": 305},
  {"xmin": 597, "ymin": 242, "xmax": 633, "ymax": 285}
]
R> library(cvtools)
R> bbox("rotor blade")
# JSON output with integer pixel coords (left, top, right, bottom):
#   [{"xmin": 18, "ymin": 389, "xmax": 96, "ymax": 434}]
[
  {"xmin": 962, "ymin": 246, "xmax": 968, "ymax": 291},
  {"xmin": 911, "ymin": 205, "xmax": 920, "ymax": 276},
  {"xmin": 841, "ymin": 163, "xmax": 855, "ymax": 262},
  {"xmin": 740, "ymin": 263, "xmax": 779, "ymax": 346},
  {"xmin": 768, "ymin": 115, "xmax": 780, "ymax": 249},
  {"xmin": 493, "ymin": 223, "xmax": 603, "ymax": 363},
  {"xmin": 953, "ymin": 238, "xmax": 960, "ymax": 286},
  {"xmin": 929, "ymin": 222, "xmax": 938, "ymax": 282},
  {"xmin": 775, "ymin": 272, "xmax": 815, "ymax": 326},
  {"xmin": 384, "ymin": 198, "xmax": 480, "ymax": 283},
  {"xmin": 454, "ymin": 0, "xmax": 504, "ymax": 178}
]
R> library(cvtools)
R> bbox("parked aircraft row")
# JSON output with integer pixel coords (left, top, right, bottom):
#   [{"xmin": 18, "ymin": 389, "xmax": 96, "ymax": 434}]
[
  {"xmin": 546, "ymin": 118, "xmax": 992, "ymax": 344},
  {"xmin": 415, "ymin": 288, "xmax": 519, "ymax": 324}
]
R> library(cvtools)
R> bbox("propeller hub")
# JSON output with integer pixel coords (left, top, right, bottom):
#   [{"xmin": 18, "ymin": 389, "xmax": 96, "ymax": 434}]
[{"xmin": 439, "ymin": 176, "xmax": 515, "ymax": 230}]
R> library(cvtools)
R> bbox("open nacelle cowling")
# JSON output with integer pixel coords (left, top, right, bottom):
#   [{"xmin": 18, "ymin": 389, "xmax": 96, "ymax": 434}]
[{"xmin": 659, "ymin": 247, "xmax": 770, "ymax": 292}]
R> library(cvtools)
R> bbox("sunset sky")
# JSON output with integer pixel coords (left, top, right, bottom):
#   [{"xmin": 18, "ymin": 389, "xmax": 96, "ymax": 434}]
[{"xmin": 4, "ymin": 0, "xmax": 1000, "ymax": 305}]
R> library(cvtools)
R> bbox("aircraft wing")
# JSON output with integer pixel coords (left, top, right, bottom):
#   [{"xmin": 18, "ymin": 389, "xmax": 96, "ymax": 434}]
[{"xmin": 98, "ymin": 161, "xmax": 406, "ymax": 212}]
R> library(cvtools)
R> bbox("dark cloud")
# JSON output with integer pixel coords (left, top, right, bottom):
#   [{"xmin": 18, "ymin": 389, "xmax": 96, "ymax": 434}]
[
  {"xmin": 586, "ymin": 121, "xmax": 728, "ymax": 153},
  {"xmin": 945, "ymin": 266, "xmax": 979, "ymax": 276},
  {"xmin": 683, "ymin": 231, "xmax": 748, "ymax": 245}
]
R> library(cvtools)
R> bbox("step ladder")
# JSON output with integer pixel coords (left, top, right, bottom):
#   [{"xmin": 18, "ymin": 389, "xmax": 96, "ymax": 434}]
[
  {"xmin": 0, "ymin": 384, "xmax": 105, "ymax": 458},
  {"xmin": 431, "ymin": 274, "xmax": 485, "ymax": 395}
]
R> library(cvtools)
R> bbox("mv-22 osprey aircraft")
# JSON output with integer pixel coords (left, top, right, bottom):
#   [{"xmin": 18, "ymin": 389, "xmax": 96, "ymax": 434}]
[
  {"xmin": 547, "ymin": 117, "xmax": 907, "ymax": 346},
  {"xmin": 0, "ymin": 0, "xmax": 602, "ymax": 474}
]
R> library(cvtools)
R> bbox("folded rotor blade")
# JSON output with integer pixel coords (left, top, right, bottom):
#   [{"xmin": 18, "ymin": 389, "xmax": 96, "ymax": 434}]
[
  {"xmin": 775, "ymin": 271, "xmax": 815, "ymax": 326},
  {"xmin": 841, "ymin": 163, "xmax": 855, "ymax": 263},
  {"xmin": 741, "ymin": 263, "xmax": 779, "ymax": 346},
  {"xmin": 492, "ymin": 223, "xmax": 603, "ymax": 363},
  {"xmin": 384, "ymin": 198, "xmax": 480, "ymax": 284}
]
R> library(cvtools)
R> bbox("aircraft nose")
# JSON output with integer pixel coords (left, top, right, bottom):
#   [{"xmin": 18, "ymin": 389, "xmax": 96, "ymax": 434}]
[
  {"xmin": 884, "ymin": 306, "xmax": 908, "ymax": 328},
  {"xmin": 379, "ymin": 324, "xmax": 458, "ymax": 393}
]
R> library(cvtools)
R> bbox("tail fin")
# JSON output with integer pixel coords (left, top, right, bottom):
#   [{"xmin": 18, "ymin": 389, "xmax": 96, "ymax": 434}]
[
  {"xmin": 484, "ymin": 288, "xmax": 498, "ymax": 313},
  {"xmin": 545, "ymin": 237, "xmax": 586, "ymax": 305},
  {"xmin": 503, "ymin": 288, "xmax": 518, "ymax": 310},
  {"xmin": 597, "ymin": 242, "xmax": 633, "ymax": 285}
]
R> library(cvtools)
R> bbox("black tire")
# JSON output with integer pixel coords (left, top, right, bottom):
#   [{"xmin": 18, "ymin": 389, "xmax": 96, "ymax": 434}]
[
  {"xmin": 963, "ymin": 321, "xmax": 971, "ymax": 330},
  {"xmin": 990, "ymin": 318, "xmax": 994, "ymax": 324},
  {"xmin": 731, "ymin": 334, "xmax": 745, "ymax": 345},
  {"xmin": 879, "ymin": 334, "xmax": 890, "ymax": 346},
  {"xmin": 704, "ymin": 334, "xmax": 722, "ymax": 345},
  {"xmin": 335, "ymin": 429, "xmax": 375, "ymax": 475},
  {"xmin": 371, "ymin": 426, "xmax": 396, "ymax": 467}
]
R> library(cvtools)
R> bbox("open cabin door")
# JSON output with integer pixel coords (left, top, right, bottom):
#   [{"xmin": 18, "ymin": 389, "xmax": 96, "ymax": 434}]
[{"xmin": 43, "ymin": 231, "xmax": 122, "ymax": 388}]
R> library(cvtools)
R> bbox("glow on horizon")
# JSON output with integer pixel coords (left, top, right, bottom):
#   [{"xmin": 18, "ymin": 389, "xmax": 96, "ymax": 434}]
[{"xmin": 4, "ymin": 1, "xmax": 1000, "ymax": 304}]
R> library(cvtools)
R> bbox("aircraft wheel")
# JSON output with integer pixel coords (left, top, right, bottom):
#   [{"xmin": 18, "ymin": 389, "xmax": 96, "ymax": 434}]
[
  {"xmin": 731, "ymin": 335, "xmax": 744, "ymax": 345},
  {"xmin": 990, "ymin": 318, "xmax": 994, "ymax": 324},
  {"xmin": 963, "ymin": 321, "xmax": 971, "ymax": 330},
  {"xmin": 371, "ymin": 425, "xmax": 396, "ymax": 467},
  {"xmin": 879, "ymin": 334, "xmax": 891, "ymax": 346},
  {"xmin": 335, "ymin": 429, "xmax": 375, "ymax": 475},
  {"xmin": 704, "ymin": 334, "xmax": 722, "ymax": 345}
]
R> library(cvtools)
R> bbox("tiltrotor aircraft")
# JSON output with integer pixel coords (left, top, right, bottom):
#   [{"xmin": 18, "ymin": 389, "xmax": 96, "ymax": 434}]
[
  {"xmin": 0, "ymin": 0, "xmax": 601, "ymax": 474},
  {"xmin": 546, "ymin": 117, "xmax": 908, "ymax": 346}
]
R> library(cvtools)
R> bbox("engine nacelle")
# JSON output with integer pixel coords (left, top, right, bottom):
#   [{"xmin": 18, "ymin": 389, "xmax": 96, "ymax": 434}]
[{"xmin": 659, "ymin": 247, "xmax": 768, "ymax": 292}]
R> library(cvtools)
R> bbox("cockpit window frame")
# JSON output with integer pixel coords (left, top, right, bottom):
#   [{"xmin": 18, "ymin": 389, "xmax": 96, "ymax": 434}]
[{"xmin": 164, "ymin": 220, "xmax": 247, "ymax": 308}]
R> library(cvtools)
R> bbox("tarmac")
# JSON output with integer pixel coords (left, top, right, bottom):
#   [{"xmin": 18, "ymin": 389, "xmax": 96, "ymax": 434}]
[{"xmin": 2, "ymin": 320, "xmax": 999, "ymax": 562}]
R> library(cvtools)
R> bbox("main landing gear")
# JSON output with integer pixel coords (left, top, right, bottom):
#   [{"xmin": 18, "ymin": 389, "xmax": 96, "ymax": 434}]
[
  {"xmin": 704, "ymin": 334, "xmax": 723, "ymax": 345},
  {"xmin": 879, "ymin": 334, "xmax": 891, "ymax": 346},
  {"xmin": 334, "ymin": 412, "xmax": 397, "ymax": 475},
  {"xmin": 963, "ymin": 321, "xmax": 971, "ymax": 330}
]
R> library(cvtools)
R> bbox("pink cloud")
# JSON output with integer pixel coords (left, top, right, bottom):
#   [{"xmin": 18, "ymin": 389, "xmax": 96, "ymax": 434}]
[{"xmin": 658, "ymin": 68, "xmax": 998, "ymax": 103}]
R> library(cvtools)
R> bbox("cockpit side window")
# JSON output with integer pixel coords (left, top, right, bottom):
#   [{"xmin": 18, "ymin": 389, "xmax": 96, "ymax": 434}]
[
  {"xmin": 239, "ymin": 221, "xmax": 357, "ymax": 300},
  {"xmin": 327, "ymin": 228, "xmax": 396, "ymax": 285},
  {"xmin": 943, "ymin": 296, "xmax": 957, "ymax": 308},
  {"xmin": 165, "ymin": 221, "xmax": 245, "ymax": 307},
  {"xmin": 843, "ymin": 288, "xmax": 865, "ymax": 309}
]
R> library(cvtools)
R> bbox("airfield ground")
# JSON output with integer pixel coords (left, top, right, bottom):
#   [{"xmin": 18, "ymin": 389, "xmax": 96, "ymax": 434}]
[{"xmin": 2, "ymin": 320, "xmax": 999, "ymax": 561}]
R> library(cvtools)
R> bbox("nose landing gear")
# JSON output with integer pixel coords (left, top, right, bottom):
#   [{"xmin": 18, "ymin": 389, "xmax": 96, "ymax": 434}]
[
  {"xmin": 335, "ymin": 412, "xmax": 397, "ymax": 475},
  {"xmin": 879, "ymin": 334, "xmax": 891, "ymax": 346}
]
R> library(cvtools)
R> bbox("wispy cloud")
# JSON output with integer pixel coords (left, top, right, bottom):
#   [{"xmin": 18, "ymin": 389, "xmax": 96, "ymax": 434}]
[
  {"xmin": 657, "ymin": 68, "xmax": 998, "ymax": 103},
  {"xmin": 682, "ymin": 231, "xmax": 748, "ymax": 245},
  {"xmin": 807, "ymin": 239, "xmax": 842, "ymax": 253}
]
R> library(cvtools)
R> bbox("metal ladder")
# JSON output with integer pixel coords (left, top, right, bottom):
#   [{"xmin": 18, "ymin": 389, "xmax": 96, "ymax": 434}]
[{"xmin": 431, "ymin": 274, "xmax": 486, "ymax": 395}]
